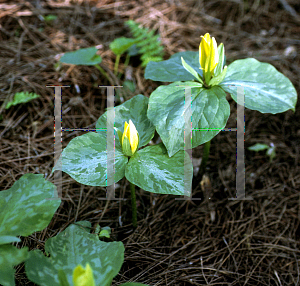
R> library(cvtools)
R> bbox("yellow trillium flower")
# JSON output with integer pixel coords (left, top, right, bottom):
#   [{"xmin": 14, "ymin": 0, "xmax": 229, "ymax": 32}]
[
  {"xmin": 199, "ymin": 33, "xmax": 219, "ymax": 84},
  {"xmin": 72, "ymin": 263, "xmax": 95, "ymax": 286},
  {"xmin": 121, "ymin": 119, "xmax": 139, "ymax": 156}
]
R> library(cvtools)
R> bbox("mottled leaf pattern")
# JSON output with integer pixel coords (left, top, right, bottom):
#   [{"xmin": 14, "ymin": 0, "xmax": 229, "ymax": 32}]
[
  {"xmin": 96, "ymin": 94, "xmax": 155, "ymax": 149},
  {"xmin": 147, "ymin": 82, "xmax": 230, "ymax": 157},
  {"xmin": 25, "ymin": 221, "xmax": 124, "ymax": 286},
  {"xmin": 53, "ymin": 132, "xmax": 128, "ymax": 186},
  {"xmin": 0, "ymin": 173, "xmax": 60, "ymax": 244},
  {"xmin": 125, "ymin": 143, "xmax": 192, "ymax": 196},
  {"xmin": 0, "ymin": 245, "xmax": 28, "ymax": 286},
  {"xmin": 220, "ymin": 58, "xmax": 297, "ymax": 114},
  {"xmin": 0, "ymin": 174, "xmax": 60, "ymax": 286}
]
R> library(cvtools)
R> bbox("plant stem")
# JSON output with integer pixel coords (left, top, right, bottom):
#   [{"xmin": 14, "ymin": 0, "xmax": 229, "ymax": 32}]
[
  {"xmin": 114, "ymin": 54, "xmax": 121, "ymax": 76},
  {"xmin": 124, "ymin": 54, "xmax": 130, "ymax": 67},
  {"xmin": 197, "ymin": 140, "xmax": 211, "ymax": 180},
  {"xmin": 94, "ymin": 64, "xmax": 110, "ymax": 82},
  {"xmin": 130, "ymin": 182, "xmax": 137, "ymax": 228}
]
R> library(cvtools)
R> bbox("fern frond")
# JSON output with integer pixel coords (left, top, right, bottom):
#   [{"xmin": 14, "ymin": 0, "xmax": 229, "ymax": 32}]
[{"xmin": 125, "ymin": 20, "xmax": 164, "ymax": 67}]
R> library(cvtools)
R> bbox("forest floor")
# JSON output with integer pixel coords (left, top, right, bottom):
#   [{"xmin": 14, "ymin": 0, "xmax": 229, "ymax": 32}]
[{"xmin": 0, "ymin": 0, "xmax": 300, "ymax": 285}]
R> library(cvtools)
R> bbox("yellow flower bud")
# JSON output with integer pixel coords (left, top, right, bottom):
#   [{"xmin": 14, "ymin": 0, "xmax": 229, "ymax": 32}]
[
  {"xmin": 199, "ymin": 33, "xmax": 219, "ymax": 84},
  {"xmin": 73, "ymin": 263, "xmax": 95, "ymax": 286},
  {"xmin": 121, "ymin": 119, "xmax": 139, "ymax": 156}
]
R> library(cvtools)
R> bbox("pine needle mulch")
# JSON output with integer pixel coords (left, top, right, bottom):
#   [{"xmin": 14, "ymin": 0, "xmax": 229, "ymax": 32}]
[{"xmin": 0, "ymin": 0, "xmax": 299, "ymax": 285}]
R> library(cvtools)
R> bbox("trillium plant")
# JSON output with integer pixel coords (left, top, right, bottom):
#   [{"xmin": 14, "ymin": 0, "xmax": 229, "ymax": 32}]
[
  {"xmin": 53, "ymin": 94, "xmax": 193, "ymax": 228},
  {"xmin": 144, "ymin": 32, "xmax": 297, "ymax": 177},
  {"xmin": 53, "ymin": 33, "xmax": 297, "ymax": 228}
]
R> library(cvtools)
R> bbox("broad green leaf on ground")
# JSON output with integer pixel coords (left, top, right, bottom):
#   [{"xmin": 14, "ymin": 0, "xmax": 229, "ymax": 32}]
[
  {"xmin": 0, "ymin": 173, "xmax": 61, "ymax": 245},
  {"xmin": 52, "ymin": 132, "xmax": 128, "ymax": 186},
  {"xmin": 147, "ymin": 82, "xmax": 230, "ymax": 157},
  {"xmin": 220, "ymin": 58, "xmax": 297, "ymax": 114},
  {"xmin": 125, "ymin": 143, "xmax": 192, "ymax": 196},
  {"xmin": 0, "ymin": 245, "xmax": 28, "ymax": 286},
  {"xmin": 96, "ymin": 94, "xmax": 155, "ymax": 149},
  {"xmin": 60, "ymin": 46, "xmax": 102, "ymax": 65},
  {"xmin": 109, "ymin": 37, "xmax": 137, "ymax": 55},
  {"xmin": 5, "ymin": 91, "xmax": 40, "ymax": 109},
  {"xmin": 145, "ymin": 51, "xmax": 201, "ymax": 82},
  {"xmin": 25, "ymin": 221, "xmax": 124, "ymax": 286}
]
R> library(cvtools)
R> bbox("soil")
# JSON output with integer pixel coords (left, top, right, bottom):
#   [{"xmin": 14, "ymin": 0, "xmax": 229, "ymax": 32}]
[{"xmin": 0, "ymin": 0, "xmax": 299, "ymax": 285}]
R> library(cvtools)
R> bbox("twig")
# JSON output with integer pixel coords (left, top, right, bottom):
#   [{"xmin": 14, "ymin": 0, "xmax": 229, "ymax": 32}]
[{"xmin": 278, "ymin": 0, "xmax": 299, "ymax": 20}]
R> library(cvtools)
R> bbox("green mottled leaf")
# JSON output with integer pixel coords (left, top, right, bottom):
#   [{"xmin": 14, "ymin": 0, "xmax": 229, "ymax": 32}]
[
  {"xmin": 96, "ymin": 94, "xmax": 155, "ymax": 149},
  {"xmin": 0, "ymin": 245, "xmax": 28, "ymax": 286},
  {"xmin": 25, "ymin": 221, "xmax": 124, "ymax": 286},
  {"xmin": 125, "ymin": 143, "xmax": 192, "ymax": 196},
  {"xmin": 0, "ymin": 174, "xmax": 60, "ymax": 286},
  {"xmin": 52, "ymin": 132, "xmax": 128, "ymax": 186},
  {"xmin": 147, "ymin": 82, "xmax": 230, "ymax": 157},
  {"xmin": 220, "ymin": 58, "xmax": 297, "ymax": 114},
  {"xmin": 0, "ymin": 173, "xmax": 61, "ymax": 245},
  {"xmin": 57, "ymin": 269, "xmax": 70, "ymax": 286}
]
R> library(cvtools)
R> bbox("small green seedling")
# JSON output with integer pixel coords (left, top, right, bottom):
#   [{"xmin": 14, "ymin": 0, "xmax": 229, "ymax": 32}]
[
  {"xmin": 94, "ymin": 224, "xmax": 111, "ymax": 239},
  {"xmin": 42, "ymin": 14, "xmax": 57, "ymax": 24},
  {"xmin": 248, "ymin": 142, "xmax": 276, "ymax": 162},
  {"xmin": 109, "ymin": 20, "xmax": 164, "ymax": 76},
  {"xmin": 109, "ymin": 37, "xmax": 137, "ymax": 75},
  {"xmin": 5, "ymin": 91, "xmax": 40, "ymax": 109}
]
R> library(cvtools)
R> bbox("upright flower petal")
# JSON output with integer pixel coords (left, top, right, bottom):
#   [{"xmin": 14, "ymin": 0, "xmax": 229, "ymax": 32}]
[
  {"xmin": 73, "ymin": 263, "xmax": 95, "ymax": 286},
  {"xmin": 199, "ymin": 33, "xmax": 220, "ymax": 85},
  {"xmin": 209, "ymin": 37, "xmax": 219, "ymax": 73},
  {"xmin": 122, "ymin": 121, "xmax": 129, "ymax": 144},
  {"xmin": 121, "ymin": 120, "xmax": 139, "ymax": 156},
  {"xmin": 128, "ymin": 119, "xmax": 139, "ymax": 153},
  {"xmin": 199, "ymin": 33, "xmax": 211, "ymax": 69}
]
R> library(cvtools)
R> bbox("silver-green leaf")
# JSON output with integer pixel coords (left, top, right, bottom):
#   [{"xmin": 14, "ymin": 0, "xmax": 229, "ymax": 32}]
[{"xmin": 220, "ymin": 58, "xmax": 297, "ymax": 114}]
